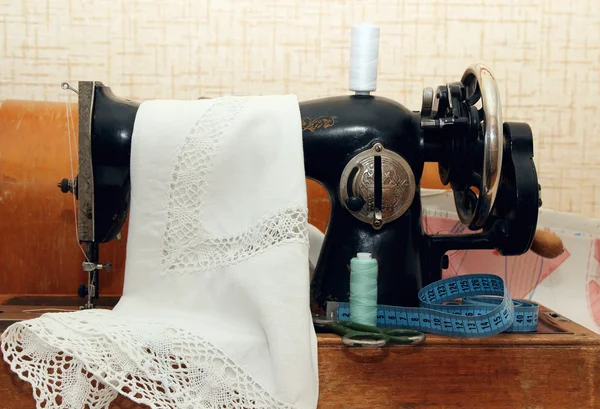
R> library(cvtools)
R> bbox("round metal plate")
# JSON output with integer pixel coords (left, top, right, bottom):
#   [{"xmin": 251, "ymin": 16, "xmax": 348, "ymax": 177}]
[
  {"xmin": 459, "ymin": 63, "xmax": 503, "ymax": 229},
  {"xmin": 339, "ymin": 144, "xmax": 416, "ymax": 228}
]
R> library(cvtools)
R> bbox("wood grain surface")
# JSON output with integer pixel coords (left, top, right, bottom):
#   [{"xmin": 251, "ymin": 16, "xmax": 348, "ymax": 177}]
[
  {"xmin": 4, "ymin": 346, "xmax": 597, "ymax": 409},
  {"xmin": 0, "ymin": 100, "xmax": 128, "ymax": 296},
  {"xmin": 0, "ymin": 100, "xmax": 446, "ymax": 296}
]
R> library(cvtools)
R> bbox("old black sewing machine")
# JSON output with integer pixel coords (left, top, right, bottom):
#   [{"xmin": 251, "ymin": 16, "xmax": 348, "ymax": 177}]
[
  {"xmin": 0, "ymin": 23, "xmax": 576, "ymax": 409},
  {"xmin": 57, "ymin": 72, "xmax": 540, "ymax": 312},
  {"xmin": 57, "ymin": 22, "xmax": 541, "ymax": 314},
  {"xmin": 41, "ymin": 27, "xmax": 600, "ymax": 409}
]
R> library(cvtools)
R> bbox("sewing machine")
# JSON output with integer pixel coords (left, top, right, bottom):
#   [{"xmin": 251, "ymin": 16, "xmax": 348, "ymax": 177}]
[
  {"xmin": 51, "ymin": 23, "xmax": 545, "ymax": 317},
  {"xmin": 2, "ymin": 26, "xmax": 599, "ymax": 409},
  {"xmin": 57, "ymin": 65, "xmax": 541, "ymax": 312}
]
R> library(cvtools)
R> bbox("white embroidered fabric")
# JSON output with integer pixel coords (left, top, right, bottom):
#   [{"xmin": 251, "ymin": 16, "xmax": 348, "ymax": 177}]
[
  {"xmin": 163, "ymin": 204, "xmax": 309, "ymax": 275},
  {"xmin": 2, "ymin": 95, "xmax": 319, "ymax": 409},
  {"xmin": 2, "ymin": 312, "xmax": 294, "ymax": 409},
  {"xmin": 161, "ymin": 97, "xmax": 245, "ymax": 274}
]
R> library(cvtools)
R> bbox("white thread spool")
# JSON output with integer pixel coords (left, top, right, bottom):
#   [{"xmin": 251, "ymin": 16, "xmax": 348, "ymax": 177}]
[{"xmin": 349, "ymin": 23, "xmax": 380, "ymax": 94}]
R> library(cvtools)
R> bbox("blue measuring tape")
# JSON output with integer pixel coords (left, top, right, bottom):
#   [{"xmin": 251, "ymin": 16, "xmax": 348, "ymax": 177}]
[{"xmin": 325, "ymin": 274, "xmax": 539, "ymax": 338}]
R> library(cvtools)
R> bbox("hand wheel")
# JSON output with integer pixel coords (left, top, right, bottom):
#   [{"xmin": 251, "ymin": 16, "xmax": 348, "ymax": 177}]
[{"xmin": 454, "ymin": 64, "xmax": 504, "ymax": 229}]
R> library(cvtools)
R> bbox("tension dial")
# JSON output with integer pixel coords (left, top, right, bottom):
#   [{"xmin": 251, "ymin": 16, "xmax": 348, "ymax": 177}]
[{"xmin": 339, "ymin": 143, "xmax": 416, "ymax": 229}]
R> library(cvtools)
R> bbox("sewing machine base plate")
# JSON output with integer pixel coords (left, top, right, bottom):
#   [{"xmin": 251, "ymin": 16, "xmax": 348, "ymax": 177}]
[{"xmin": 1, "ymin": 296, "xmax": 599, "ymax": 409}]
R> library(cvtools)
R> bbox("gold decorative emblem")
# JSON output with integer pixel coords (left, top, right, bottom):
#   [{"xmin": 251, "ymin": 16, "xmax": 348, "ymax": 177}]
[
  {"xmin": 339, "ymin": 144, "xmax": 416, "ymax": 229},
  {"xmin": 302, "ymin": 116, "xmax": 337, "ymax": 132},
  {"xmin": 356, "ymin": 158, "xmax": 412, "ymax": 215}
]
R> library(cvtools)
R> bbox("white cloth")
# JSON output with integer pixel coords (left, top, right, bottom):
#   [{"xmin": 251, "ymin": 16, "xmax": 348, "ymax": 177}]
[
  {"xmin": 308, "ymin": 225, "xmax": 324, "ymax": 282},
  {"xmin": 1, "ymin": 95, "xmax": 319, "ymax": 409}
]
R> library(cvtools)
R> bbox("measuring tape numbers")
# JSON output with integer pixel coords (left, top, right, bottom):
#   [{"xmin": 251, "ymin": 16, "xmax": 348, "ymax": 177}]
[{"xmin": 325, "ymin": 274, "xmax": 539, "ymax": 338}]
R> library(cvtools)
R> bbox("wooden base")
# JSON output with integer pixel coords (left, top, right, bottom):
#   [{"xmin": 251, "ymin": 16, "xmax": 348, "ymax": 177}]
[{"xmin": 1, "ymin": 296, "xmax": 599, "ymax": 408}]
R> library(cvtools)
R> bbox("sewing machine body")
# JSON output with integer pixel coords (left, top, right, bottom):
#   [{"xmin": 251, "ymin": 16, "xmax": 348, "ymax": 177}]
[
  {"xmin": 302, "ymin": 96, "xmax": 425, "ymax": 307},
  {"xmin": 66, "ymin": 71, "xmax": 540, "ymax": 309}
]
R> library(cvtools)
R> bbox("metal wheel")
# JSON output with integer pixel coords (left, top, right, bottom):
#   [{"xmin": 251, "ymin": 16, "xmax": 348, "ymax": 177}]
[{"xmin": 455, "ymin": 64, "xmax": 504, "ymax": 229}]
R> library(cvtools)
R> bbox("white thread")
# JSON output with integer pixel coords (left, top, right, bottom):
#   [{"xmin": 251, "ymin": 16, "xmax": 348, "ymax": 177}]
[
  {"xmin": 349, "ymin": 23, "xmax": 380, "ymax": 93},
  {"xmin": 22, "ymin": 308, "xmax": 75, "ymax": 313}
]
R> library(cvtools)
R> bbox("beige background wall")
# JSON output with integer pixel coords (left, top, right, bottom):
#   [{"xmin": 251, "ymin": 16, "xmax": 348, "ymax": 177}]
[{"xmin": 1, "ymin": 0, "xmax": 599, "ymax": 217}]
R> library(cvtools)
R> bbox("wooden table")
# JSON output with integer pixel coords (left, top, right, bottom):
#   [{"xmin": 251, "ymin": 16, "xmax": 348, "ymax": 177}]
[{"xmin": 1, "ymin": 296, "xmax": 599, "ymax": 409}]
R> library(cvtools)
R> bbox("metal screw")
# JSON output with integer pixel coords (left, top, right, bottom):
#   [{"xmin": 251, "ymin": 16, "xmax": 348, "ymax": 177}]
[
  {"xmin": 373, "ymin": 210, "xmax": 383, "ymax": 229},
  {"xmin": 374, "ymin": 143, "xmax": 383, "ymax": 152}
]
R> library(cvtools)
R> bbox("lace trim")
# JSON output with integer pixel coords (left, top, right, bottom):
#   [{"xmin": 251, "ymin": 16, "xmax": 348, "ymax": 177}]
[
  {"xmin": 161, "ymin": 97, "xmax": 246, "ymax": 274},
  {"xmin": 160, "ymin": 97, "xmax": 308, "ymax": 275},
  {"xmin": 162, "ymin": 205, "xmax": 309, "ymax": 275},
  {"xmin": 1, "ymin": 311, "xmax": 295, "ymax": 409}
]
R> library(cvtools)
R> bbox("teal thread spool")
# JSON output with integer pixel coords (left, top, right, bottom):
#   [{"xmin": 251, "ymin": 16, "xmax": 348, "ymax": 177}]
[{"xmin": 349, "ymin": 253, "xmax": 378, "ymax": 327}]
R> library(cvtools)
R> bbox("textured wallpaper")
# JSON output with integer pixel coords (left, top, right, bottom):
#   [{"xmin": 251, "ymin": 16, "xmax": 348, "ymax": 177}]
[{"xmin": 1, "ymin": 0, "xmax": 599, "ymax": 217}]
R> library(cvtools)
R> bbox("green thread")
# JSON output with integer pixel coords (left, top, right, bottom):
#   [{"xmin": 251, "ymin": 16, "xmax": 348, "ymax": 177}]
[{"xmin": 349, "ymin": 254, "xmax": 378, "ymax": 326}]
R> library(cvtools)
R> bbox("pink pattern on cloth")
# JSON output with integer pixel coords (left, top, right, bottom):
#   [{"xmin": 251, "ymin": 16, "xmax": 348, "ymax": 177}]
[
  {"xmin": 586, "ymin": 239, "xmax": 600, "ymax": 327},
  {"xmin": 423, "ymin": 215, "xmax": 570, "ymax": 299}
]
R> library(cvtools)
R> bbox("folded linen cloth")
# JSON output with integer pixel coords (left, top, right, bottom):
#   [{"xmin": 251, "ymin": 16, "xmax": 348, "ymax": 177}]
[{"xmin": 1, "ymin": 95, "xmax": 319, "ymax": 409}]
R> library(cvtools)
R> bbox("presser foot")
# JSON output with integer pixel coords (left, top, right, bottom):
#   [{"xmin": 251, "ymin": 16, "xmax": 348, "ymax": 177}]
[{"xmin": 78, "ymin": 261, "xmax": 112, "ymax": 310}]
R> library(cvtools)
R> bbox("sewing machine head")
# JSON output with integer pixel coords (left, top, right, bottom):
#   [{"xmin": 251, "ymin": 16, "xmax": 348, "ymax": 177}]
[
  {"xmin": 301, "ymin": 64, "xmax": 540, "ymax": 310},
  {"xmin": 59, "ymin": 29, "xmax": 540, "ymax": 311}
]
